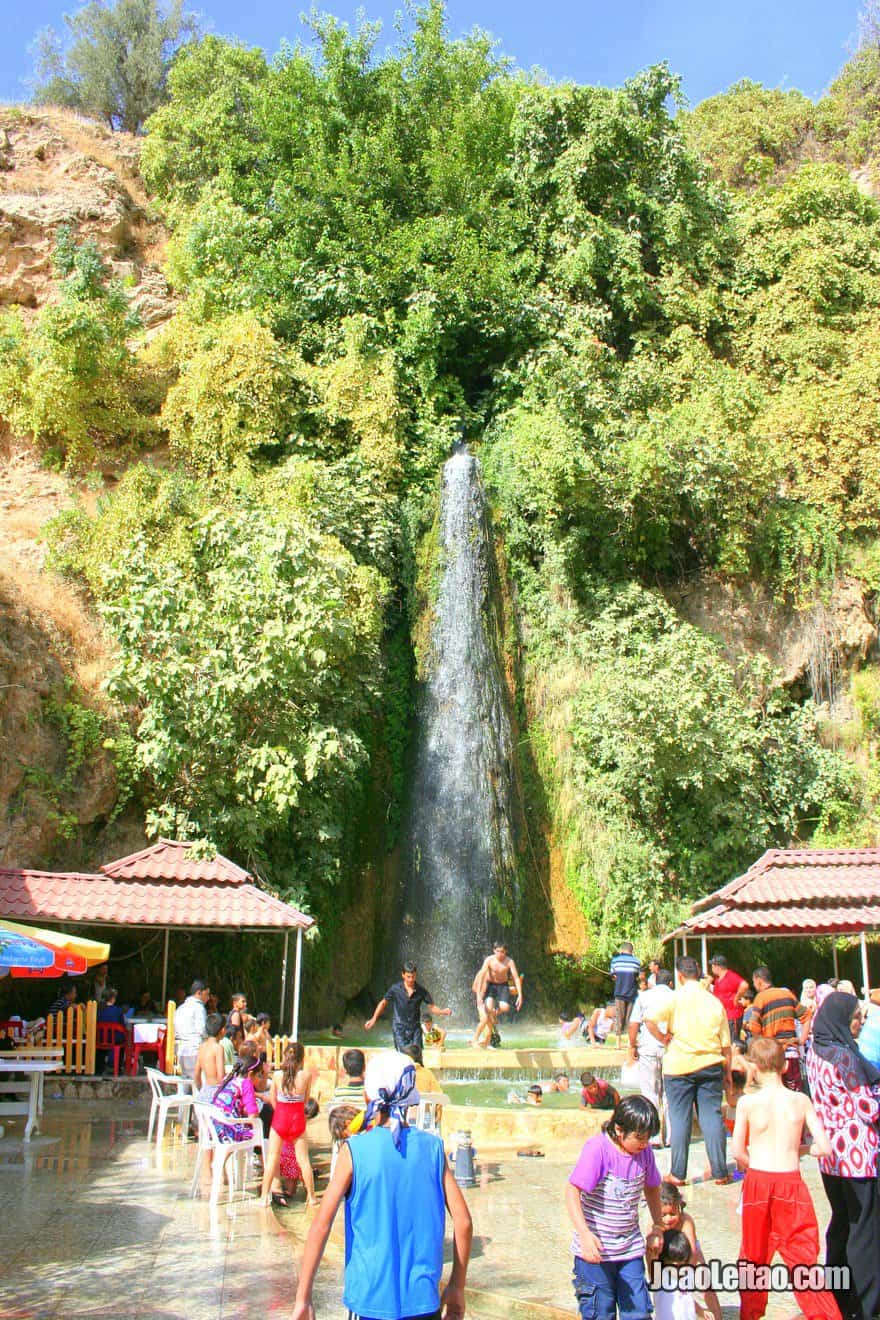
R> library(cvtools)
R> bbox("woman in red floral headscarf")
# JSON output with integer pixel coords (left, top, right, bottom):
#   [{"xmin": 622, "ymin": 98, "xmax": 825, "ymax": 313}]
[{"xmin": 807, "ymin": 991, "xmax": 880, "ymax": 1320}]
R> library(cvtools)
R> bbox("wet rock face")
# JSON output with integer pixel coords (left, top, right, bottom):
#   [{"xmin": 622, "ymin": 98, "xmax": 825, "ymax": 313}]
[
  {"xmin": 0, "ymin": 108, "xmax": 174, "ymax": 325},
  {"xmin": 666, "ymin": 574, "xmax": 878, "ymax": 708},
  {"xmin": 400, "ymin": 449, "xmax": 520, "ymax": 1010}
]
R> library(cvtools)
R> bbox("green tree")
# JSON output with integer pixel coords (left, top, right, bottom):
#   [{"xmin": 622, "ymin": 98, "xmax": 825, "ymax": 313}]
[{"xmin": 33, "ymin": 0, "xmax": 198, "ymax": 133}]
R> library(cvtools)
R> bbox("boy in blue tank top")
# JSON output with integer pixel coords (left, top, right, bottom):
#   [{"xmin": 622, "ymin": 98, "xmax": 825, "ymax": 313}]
[{"xmin": 292, "ymin": 1050, "xmax": 472, "ymax": 1320}]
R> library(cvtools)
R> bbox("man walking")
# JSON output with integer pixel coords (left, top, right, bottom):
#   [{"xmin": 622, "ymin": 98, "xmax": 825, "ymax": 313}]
[
  {"xmin": 749, "ymin": 966, "xmax": 809, "ymax": 1091},
  {"xmin": 365, "ymin": 962, "xmax": 452, "ymax": 1065},
  {"xmin": 609, "ymin": 941, "xmax": 642, "ymax": 1043},
  {"xmin": 471, "ymin": 941, "xmax": 523, "ymax": 1048},
  {"xmin": 627, "ymin": 967, "xmax": 674, "ymax": 1145},
  {"xmin": 646, "ymin": 955, "xmax": 733, "ymax": 1184}
]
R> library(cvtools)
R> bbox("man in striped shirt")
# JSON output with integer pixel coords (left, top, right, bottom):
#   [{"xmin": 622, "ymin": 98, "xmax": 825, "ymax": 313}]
[
  {"xmin": 749, "ymin": 966, "xmax": 809, "ymax": 1091},
  {"xmin": 609, "ymin": 943, "xmax": 642, "ymax": 1042}
]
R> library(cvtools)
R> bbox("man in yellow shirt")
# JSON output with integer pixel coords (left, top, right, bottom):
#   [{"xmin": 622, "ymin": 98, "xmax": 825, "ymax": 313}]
[{"xmin": 646, "ymin": 955, "xmax": 733, "ymax": 1185}]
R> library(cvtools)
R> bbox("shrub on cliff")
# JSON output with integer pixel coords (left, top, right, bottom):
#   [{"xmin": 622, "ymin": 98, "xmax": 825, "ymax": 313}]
[{"xmin": 0, "ymin": 233, "xmax": 150, "ymax": 469}]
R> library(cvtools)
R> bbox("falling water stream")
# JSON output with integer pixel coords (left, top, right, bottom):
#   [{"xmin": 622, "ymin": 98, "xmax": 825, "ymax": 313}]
[{"xmin": 399, "ymin": 445, "xmax": 518, "ymax": 1012}]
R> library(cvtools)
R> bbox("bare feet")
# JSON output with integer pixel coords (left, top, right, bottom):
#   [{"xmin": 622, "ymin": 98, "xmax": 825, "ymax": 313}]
[{"xmin": 663, "ymin": 1173, "xmax": 687, "ymax": 1186}]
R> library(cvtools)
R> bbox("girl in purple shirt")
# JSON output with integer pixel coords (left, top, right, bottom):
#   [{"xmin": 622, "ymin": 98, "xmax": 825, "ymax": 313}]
[{"xmin": 566, "ymin": 1095, "xmax": 665, "ymax": 1320}]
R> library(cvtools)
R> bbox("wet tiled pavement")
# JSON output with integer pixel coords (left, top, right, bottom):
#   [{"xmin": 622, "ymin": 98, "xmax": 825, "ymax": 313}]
[{"xmin": 0, "ymin": 1099, "xmax": 831, "ymax": 1319}]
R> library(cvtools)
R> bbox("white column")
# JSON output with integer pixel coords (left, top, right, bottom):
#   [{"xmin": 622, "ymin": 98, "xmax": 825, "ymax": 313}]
[
  {"xmin": 860, "ymin": 931, "xmax": 871, "ymax": 999},
  {"xmin": 291, "ymin": 927, "xmax": 304, "ymax": 1041},
  {"xmin": 279, "ymin": 930, "xmax": 290, "ymax": 1031},
  {"xmin": 161, "ymin": 929, "xmax": 170, "ymax": 1007},
  {"xmin": 701, "ymin": 936, "xmax": 708, "ymax": 976}
]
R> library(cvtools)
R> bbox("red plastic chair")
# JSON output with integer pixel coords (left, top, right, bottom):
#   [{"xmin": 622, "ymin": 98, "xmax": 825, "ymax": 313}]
[
  {"xmin": 96, "ymin": 1022, "xmax": 127, "ymax": 1076},
  {"xmin": 129, "ymin": 1027, "xmax": 166, "ymax": 1076}
]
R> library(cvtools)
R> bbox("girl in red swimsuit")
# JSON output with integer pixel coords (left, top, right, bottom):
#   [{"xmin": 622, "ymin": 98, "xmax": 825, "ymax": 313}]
[{"xmin": 260, "ymin": 1042, "xmax": 316, "ymax": 1206}]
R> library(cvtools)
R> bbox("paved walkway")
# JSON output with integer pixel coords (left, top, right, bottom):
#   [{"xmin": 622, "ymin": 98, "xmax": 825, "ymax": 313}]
[{"xmin": 0, "ymin": 1099, "xmax": 833, "ymax": 1319}]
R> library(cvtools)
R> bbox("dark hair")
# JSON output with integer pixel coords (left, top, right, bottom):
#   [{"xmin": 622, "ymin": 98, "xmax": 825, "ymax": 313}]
[
  {"xmin": 655, "ymin": 969, "xmax": 674, "ymax": 988},
  {"xmin": 580, "ymin": 1071, "xmax": 596, "ymax": 1087},
  {"xmin": 225, "ymin": 1023, "xmax": 243, "ymax": 1042},
  {"xmin": 105, "ymin": 987, "xmax": 118, "ymax": 1001},
  {"xmin": 342, "ymin": 1048, "xmax": 365, "ymax": 1077},
  {"xmin": 553, "ymin": 1073, "xmax": 567, "ymax": 1083},
  {"xmin": 675, "ymin": 956, "xmax": 700, "ymax": 980},
  {"xmin": 206, "ymin": 1012, "xmax": 224, "ymax": 1037},
  {"xmin": 661, "ymin": 1229, "xmax": 692, "ymax": 1265},
  {"xmin": 281, "ymin": 1042, "xmax": 305, "ymax": 1094},
  {"xmin": 231, "ymin": 991, "xmax": 246, "ymax": 1003},
  {"xmin": 493, "ymin": 939, "xmax": 507, "ymax": 950},
  {"xmin": 659, "ymin": 1181, "xmax": 685, "ymax": 1208},
  {"xmin": 189, "ymin": 980, "xmax": 207, "ymax": 995},
  {"xmin": 329, "ymin": 1104, "xmax": 358, "ymax": 1142},
  {"xmin": 619, "ymin": 941, "xmax": 634, "ymax": 953},
  {"xmin": 602, "ymin": 1094, "xmax": 660, "ymax": 1141},
  {"xmin": 254, "ymin": 1011, "xmax": 269, "ymax": 1025},
  {"xmin": 527, "ymin": 1084, "xmax": 542, "ymax": 1097},
  {"xmin": 402, "ymin": 960, "xmax": 417, "ymax": 974},
  {"xmin": 741, "ymin": 986, "xmax": 755, "ymax": 1002},
  {"xmin": 304, "ymin": 1097, "xmax": 318, "ymax": 1120},
  {"xmin": 753, "ymin": 966, "xmax": 772, "ymax": 984},
  {"xmin": 709, "ymin": 953, "xmax": 727, "ymax": 968}
]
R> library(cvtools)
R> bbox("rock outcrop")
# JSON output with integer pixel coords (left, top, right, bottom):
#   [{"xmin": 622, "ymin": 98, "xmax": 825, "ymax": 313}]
[{"xmin": 0, "ymin": 106, "xmax": 174, "ymax": 326}]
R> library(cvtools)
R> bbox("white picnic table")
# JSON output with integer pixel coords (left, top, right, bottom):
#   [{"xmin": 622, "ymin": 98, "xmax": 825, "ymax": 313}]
[{"xmin": 0, "ymin": 1056, "xmax": 63, "ymax": 1140}]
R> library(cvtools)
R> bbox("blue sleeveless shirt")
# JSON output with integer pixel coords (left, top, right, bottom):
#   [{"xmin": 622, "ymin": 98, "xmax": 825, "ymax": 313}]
[{"xmin": 343, "ymin": 1124, "xmax": 447, "ymax": 1320}]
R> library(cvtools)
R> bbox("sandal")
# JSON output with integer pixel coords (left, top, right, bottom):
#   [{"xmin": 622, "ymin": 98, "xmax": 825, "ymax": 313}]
[{"xmin": 271, "ymin": 1192, "xmax": 291, "ymax": 1208}]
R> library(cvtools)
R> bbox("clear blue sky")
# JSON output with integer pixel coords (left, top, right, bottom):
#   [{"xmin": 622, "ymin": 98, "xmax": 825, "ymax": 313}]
[{"xmin": 0, "ymin": 0, "xmax": 864, "ymax": 109}]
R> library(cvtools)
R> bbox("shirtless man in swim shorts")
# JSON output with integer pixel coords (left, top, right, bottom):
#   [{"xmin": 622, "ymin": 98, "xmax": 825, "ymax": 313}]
[{"xmin": 471, "ymin": 942, "xmax": 523, "ymax": 1049}]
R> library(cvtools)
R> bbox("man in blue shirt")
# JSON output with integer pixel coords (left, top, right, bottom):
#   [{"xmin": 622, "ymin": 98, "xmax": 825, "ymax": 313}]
[{"xmin": 609, "ymin": 942, "xmax": 642, "ymax": 1043}]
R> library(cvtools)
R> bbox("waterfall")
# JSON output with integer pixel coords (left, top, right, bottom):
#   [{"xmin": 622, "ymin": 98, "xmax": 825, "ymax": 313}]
[{"xmin": 400, "ymin": 446, "xmax": 518, "ymax": 1013}]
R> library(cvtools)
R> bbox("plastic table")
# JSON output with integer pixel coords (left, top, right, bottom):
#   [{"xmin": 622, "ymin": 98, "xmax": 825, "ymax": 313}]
[{"xmin": 0, "ymin": 1057, "xmax": 62, "ymax": 1140}]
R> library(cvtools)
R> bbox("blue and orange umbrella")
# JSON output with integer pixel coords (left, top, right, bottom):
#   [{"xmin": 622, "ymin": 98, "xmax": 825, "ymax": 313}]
[{"xmin": 0, "ymin": 920, "xmax": 109, "ymax": 979}]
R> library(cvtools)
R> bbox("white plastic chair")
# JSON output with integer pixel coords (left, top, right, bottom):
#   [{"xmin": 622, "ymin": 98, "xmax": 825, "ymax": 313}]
[
  {"xmin": 414, "ymin": 1092, "xmax": 449, "ymax": 1135},
  {"xmin": 145, "ymin": 1066, "xmax": 193, "ymax": 1144},
  {"xmin": 189, "ymin": 1101, "xmax": 266, "ymax": 1203}
]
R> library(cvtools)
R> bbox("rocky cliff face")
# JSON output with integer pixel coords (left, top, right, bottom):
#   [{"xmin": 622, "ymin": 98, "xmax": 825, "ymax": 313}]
[
  {"xmin": 0, "ymin": 107, "xmax": 170, "ymax": 869},
  {"xmin": 0, "ymin": 106, "xmax": 174, "ymax": 328},
  {"xmin": 665, "ymin": 574, "xmax": 878, "ymax": 713}
]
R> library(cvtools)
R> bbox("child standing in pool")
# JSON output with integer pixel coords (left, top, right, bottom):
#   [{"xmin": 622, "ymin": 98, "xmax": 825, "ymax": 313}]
[{"xmin": 566, "ymin": 1095, "xmax": 664, "ymax": 1320}]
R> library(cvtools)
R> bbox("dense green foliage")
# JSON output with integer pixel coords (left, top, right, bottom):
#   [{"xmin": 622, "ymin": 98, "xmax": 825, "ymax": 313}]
[
  {"xmin": 0, "ymin": 231, "xmax": 154, "ymax": 468},
  {"xmin": 33, "ymin": 0, "xmax": 198, "ymax": 134},
  {"xmin": 17, "ymin": 1, "xmax": 880, "ymax": 958}
]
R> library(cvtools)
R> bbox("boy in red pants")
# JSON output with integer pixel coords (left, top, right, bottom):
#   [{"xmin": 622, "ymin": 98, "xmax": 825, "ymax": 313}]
[{"xmin": 731, "ymin": 1037, "xmax": 840, "ymax": 1320}]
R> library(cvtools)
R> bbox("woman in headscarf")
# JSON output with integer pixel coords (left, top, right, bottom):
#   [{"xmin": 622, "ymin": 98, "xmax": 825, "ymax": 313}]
[{"xmin": 806, "ymin": 991, "xmax": 880, "ymax": 1320}]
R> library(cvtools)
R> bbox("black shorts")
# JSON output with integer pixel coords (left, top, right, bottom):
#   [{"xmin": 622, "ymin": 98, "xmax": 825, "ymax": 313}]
[{"xmin": 485, "ymin": 982, "xmax": 511, "ymax": 1006}]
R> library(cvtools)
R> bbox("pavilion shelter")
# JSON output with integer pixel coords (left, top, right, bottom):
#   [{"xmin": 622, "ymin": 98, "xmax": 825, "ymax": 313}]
[
  {"xmin": 0, "ymin": 839, "xmax": 315, "ymax": 1035},
  {"xmin": 662, "ymin": 847, "xmax": 880, "ymax": 993}
]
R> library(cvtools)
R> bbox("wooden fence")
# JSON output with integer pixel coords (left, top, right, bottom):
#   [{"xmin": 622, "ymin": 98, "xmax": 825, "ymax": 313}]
[{"xmin": 45, "ymin": 1000, "xmax": 97, "ymax": 1075}]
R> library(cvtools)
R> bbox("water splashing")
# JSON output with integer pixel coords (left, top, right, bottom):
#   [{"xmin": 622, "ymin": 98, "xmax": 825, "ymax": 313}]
[{"xmin": 400, "ymin": 447, "xmax": 518, "ymax": 1011}]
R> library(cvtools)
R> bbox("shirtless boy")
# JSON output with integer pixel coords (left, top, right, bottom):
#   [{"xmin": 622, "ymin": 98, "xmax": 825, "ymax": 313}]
[
  {"xmin": 730, "ymin": 1037, "xmax": 840, "ymax": 1320},
  {"xmin": 471, "ymin": 942, "xmax": 523, "ymax": 1049}
]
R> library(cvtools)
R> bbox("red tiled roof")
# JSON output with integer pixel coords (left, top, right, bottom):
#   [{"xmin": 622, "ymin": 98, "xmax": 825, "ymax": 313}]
[
  {"xmin": 692, "ymin": 848, "xmax": 880, "ymax": 912},
  {"xmin": 668, "ymin": 903, "xmax": 880, "ymax": 939},
  {"xmin": 100, "ymin": 839, "xmax": 252, "ymax": 885},
  {"xmin": 665, "ymin": 847, "xmax": 880, "ymax": 943},
  {"xmin": 0, "ymin": 867, "xmax": 314, "ymax": 931}
]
